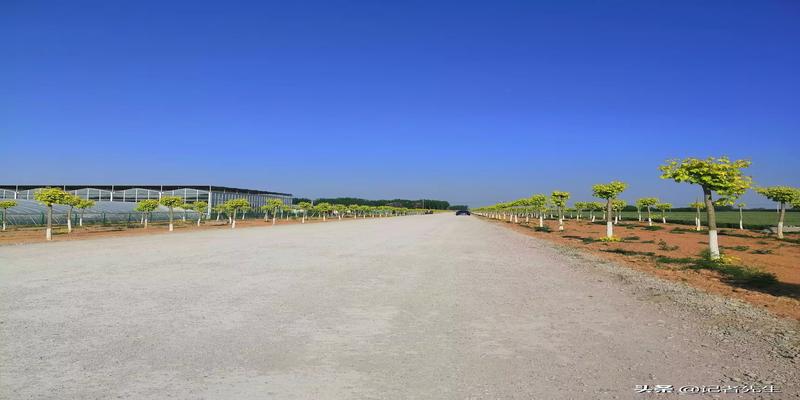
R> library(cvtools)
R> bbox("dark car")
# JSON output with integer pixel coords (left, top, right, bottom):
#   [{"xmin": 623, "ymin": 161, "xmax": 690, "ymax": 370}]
[{"xmin": 455, "ymin": 210, "xmax": 471, "ymax": 216}]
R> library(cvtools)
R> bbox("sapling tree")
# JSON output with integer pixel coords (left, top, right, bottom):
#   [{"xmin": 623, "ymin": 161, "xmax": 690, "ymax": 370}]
[
  {"xmin": 636, "ymin": 198, "xmax": 659, "ymax": 226},
  {"xmin": 267, "ymin": 199, "xmax": 284, "ymax": 225},
  {"xmin": 612, "ymin": 199, "xmax": 626, "ymax": 224},
  {"xmin": 550, "ymin": 191, "xmax": 570, "ymax": 231},
  {"xmin": 61, "ymin": 194, "xmax": 81, "ymax": 233},
  {"xmin": 34, "ymin": 188, "xmax": 70, "ymax": 240},
  {"xmin": 529, "ymin": 194, "xmax": 548, "ymax": 228},
  {"xmin": 689, "ymin": 201, "xmax": 705, "ymax": 231},
  {"xmin": 736, "ymin": 202, "xmax": 745, "ymax": 230},
  {"xmin": 333, "ymin": 204, "xmax": 347, "ymax": 220},
  {"xmin": 192, "ymin": 201, "xmax": 208, "ymax": 226},
  {"xmin": 0, "ymin": 200, "xmax": 17, "ymax": 231},
  {"xmin": 180, "ymin": 203, "xmax": 191, "ymax": 222},
  {"xmin": 755, "ymin": 186, "xmax": 800, "ymax": 239},
  {"xmin": 655, "ymin": 203, "xmax": 672, "ymax": 223},
  {"xmin": 213, "ymin": 204, "xmax": 226, "ymax": 221},
  {"xmin": 659, "ymin": 156, "xmax": 752, "ymax": 259},
  {"xmin": 592, "ymin": 181, "xmax": 628, "ymax": 238},
  {"xmin": 297, "ymin": 201, "xmax": 312, "ymax": 223},
  {"xmin": 588, "ymin": 202, "xmax": 603, "ymax": 222},
  {"xmin": 260, "ymin": 204, "xmax": 271, "ymax": 222},
  {"xmin": 282, "ymin": 204, "xmax": 293, "ymax": 220},
  {"xmin": 225, "ymin": 199, "xmax": 251, "ymax": 228},
  {"xmin": 76, "ymin": 199, "xmax": 95, "ymax": 227},
  {"xmin": 573, "ymin": 202, "xmax": 586, "ymax": 221},
  {"xmin": 135, "ymin": 199, "xmax": 160, "ymax": 228},
  {"xmin": 159, "ymin": 196, "xmax": 184, "ymax": 232},
  {"xmin": 316, "ymin": 202, "xmax": 333, "ymax": 221}
]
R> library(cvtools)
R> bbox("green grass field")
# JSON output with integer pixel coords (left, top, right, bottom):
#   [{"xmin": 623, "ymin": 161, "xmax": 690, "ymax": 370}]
[{"xmin": 609, "ymin": 211, "xmax": 799, "ymax": 230}]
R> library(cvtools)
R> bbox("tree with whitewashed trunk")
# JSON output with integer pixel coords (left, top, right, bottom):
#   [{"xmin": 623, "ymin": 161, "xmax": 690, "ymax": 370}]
[
  {"xmin": 281, "ymin": 204, "xmax": 293, "ymax": 220},
  {"xmin": 315, "ymin": 202, "xmax": 333, "ymax": 221},
  {"xmin": 755, "ymin": 186, "xmax": 800, "ymax": 239},
  {"xmin": 528, "ymin": 195, "xmax": 548, "ymax": 228},
  {"xmin": 612, "ymin": 199, "xmax": 626, "ymax": 224},
  {"xmin": 135, "ymin": 199, "xmax": 159, "ymax": 228},
  {"xmin": 592, "ymin": 181, "xmax": 628, "ymax": 238},
  {"xmin": 550, "ymin": 191, "xmax": 570, "ymax": 231},
  {"xmin": 159, "ymin": 196, "xmax": 184, "ymax": 232},
  {"xmin": 573, "ymin": 202, "xmax": 587, "ymax": 221},
  {"xmin": 224, "ymin": 199, "xmax": 251, "ymax": 229},
  {"xmin": 75, "ymin": 199, "xmax": 94, "ymax": 227},
  {"xmin": 266, "ymin": 199, "xmax": 284, "ymax": 225},
  {"xmin": 635, "ymin": 202, "xmax": 642, "ymax": 221},
  {"xmin": 61, "ymin": 194, "xmax": 81, "ymax": 233},
  {"xmin": 192, "ymin": 201, "xmax": 208, "ymax": 226},
  {"xmin": 689, "ymin": 201, "xmax": 705, "ymax": 231},
  {"xmin": 655, "ymin": 203, "xmax": 672, "ymax": 224},
  {"xmin": 333, "ymin": 204, "xmax": 347, "ymax": 220},
  {"xmin": 213, "ymin": 204, "xmax": 226, "ymax": 221},
  {"xmin": 587, "ymin": 202, "xmax": 603, "ymax": 222},
  {"xmin": 260, "ymin": 204, "xmax": 271, "ymax": 222},
  {"xmin": 0, "ymin": 200, "xmax": 16, "ymax": 231},
  {"xmin": 297, "ymin": 201, "xmax": 312, "ymax": 223},
  {"xmin": 660, "ymin": 157, "xmax": 752, "ymax": 260},
  {"xmin": 179, "ymin": 203, "xmax": 192, "ymax": 222},
  {"xmin": 34, "ymin": 188, "xmax": 71, "ymax": 241},
  {"xmin": 636, "ymin": 198, "xmax": 659, "ymax": 226},
  {"xmin": 736, "ymin": 203, "xmax": 745, "ymax": 230}
]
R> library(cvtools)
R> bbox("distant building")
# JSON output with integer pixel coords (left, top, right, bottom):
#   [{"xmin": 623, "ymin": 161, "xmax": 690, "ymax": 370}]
[{"xmin": 0, "ymin": 185, "xmax": 293, "ymax": 216}]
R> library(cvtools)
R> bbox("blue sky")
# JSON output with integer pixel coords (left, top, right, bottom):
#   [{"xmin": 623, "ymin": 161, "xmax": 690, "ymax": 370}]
[{"xmin": 1, "ymin": 1, "xmax": 798, "ymax": 207}]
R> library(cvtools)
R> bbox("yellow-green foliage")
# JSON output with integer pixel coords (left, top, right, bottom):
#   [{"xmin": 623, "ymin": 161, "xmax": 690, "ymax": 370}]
[
  {"xmin": 659, "ymin": 156, "xmax": 752, "ymax": 205},
  {"xmin": 592, "ymin": 181, "xmax": 627, "ymax": 200},
  {"xmin": 159, "ymin": 196, "xmax": 184, "ymax": 209},
  {"xmin": 135, "ymin": 199, "xmax": 160, "ymax": 213},
  {"xmin": 34, "ymin": 187, "xmax": 71, "ymax": 206},
  {"xmin": 756, "ymin": 186, "xmax": 799, "ymax": 205}
]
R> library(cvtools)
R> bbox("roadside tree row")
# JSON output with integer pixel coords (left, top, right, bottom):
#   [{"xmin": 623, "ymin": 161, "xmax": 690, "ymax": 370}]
[{"xmin": 474, "ymin": 156, "xmax": 800, "ymax": 260}]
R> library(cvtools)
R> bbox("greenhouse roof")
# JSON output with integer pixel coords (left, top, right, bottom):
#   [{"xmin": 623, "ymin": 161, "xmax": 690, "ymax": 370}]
[{"xmin": 0, "ymin": 185, "xmax": 292, "ymax": 197}]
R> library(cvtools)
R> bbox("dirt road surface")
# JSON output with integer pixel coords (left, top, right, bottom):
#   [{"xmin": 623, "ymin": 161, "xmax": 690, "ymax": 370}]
[{"xmin": 1, "ymin": 214, "xmax": 797, "ymax": 399}]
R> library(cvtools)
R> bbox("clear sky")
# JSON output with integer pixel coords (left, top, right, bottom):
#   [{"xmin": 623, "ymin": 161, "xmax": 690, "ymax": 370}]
[{"xmin": 2, "ymin": 1, "xmax": 798, "ymax": 207}]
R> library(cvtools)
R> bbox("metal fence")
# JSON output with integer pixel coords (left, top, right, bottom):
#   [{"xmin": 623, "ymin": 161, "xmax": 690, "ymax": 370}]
[{"xmin": 3, "ymin": 210, "xmax": 201, "ymax": 227}]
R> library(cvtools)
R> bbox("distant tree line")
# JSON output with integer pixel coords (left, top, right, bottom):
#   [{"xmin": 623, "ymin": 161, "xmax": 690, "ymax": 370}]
[
  {"xmin": 447, "ymin": 205, "xmax": 469, "ymax": 211},
  {"xmin": 292, "ymin": 197, "xmax": 451, "ymax": 210}
]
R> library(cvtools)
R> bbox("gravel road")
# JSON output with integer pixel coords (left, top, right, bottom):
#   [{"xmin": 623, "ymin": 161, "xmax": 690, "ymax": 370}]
[{"xmin": 1, "ymin": 213, "xmax": 798, "ymax": 399}]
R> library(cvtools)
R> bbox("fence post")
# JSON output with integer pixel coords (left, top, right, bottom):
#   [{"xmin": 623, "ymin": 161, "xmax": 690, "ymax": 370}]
[{"xmin": 102, "ymin": 212, "xmax": 106, "ymax": 224}]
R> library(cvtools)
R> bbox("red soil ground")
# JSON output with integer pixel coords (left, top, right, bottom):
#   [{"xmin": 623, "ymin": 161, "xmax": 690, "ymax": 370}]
[
  {"xmin": 0, "ymin": 217, "xmax": 348, "ymax": 246},
  {"xmin": 482, "ymin": 216, "xmax": 800, "ymax": 321}
]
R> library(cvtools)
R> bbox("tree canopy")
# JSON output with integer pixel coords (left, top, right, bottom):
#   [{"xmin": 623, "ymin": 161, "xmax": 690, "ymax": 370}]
[
  {"xmin": 659, "ymin": 156, "xmax": 751, "ymax": 205},
  {"xmin": 756, "ymin": 186, "xmax": 799, "ymax": 205},
  {"xmin": 34, "ymin": 188, "xmax": 71, "ymax": 206},
  {"xmin": 592, "ymin": 181, "xmax": 627, "ymax": 200},
  {"xmin": 135, "ymin": 199, "xmax": 160, "ymax": 213},
  {"xmin": 76, "ymin": 199, "xmax": 95, "ymax": 210},
  {"xmin": 159, "ymin": 196, "xmax": 184, "ymax": 209}
]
